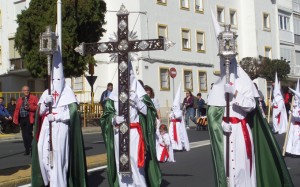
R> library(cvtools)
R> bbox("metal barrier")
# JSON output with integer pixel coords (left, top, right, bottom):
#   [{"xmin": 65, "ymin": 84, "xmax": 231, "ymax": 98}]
[
  {"xmin": 0, "ymin": 92, "xmax": 43, "ymax": 107},
  {"xmin": 0, "ymin": 92, "xmax": 103, "ymax": 128},
  {"xmin": 79, "ymin": 103, "xmax": 103, "ymax": 127}
]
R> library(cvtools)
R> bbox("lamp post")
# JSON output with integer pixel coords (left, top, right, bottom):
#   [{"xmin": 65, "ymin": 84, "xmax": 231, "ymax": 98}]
[
  {"xmin": 217, "ymin": 24, "xmax": 237, "ymax": 187},
  {"xmin": 39, "ymin": 25, "xmax": 58, "ymax": 169}
]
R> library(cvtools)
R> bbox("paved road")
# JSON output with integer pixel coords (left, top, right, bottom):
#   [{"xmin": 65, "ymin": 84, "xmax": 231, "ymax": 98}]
[
  {"xmin": 86, "ymin": 131, "xmax": 300, "ymax": 187},
  {"xmin": 1, "ymin": 127, "xmax": 300, "ymax": 186},
  {"xmin": 0, "ymin": 132, "xmax": 104, "ymax": 170}
]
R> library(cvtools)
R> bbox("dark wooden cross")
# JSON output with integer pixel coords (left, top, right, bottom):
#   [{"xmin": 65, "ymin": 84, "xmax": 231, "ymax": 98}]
[{"xmin": 75, "ymin": 4, "xmax": 168, "ymax": 174}]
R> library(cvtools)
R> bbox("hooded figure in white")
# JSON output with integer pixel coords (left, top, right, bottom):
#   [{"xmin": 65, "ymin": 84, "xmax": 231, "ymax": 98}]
[
  {"xmin": 108, "ymin": 61, "xmax": 149, "ymax": 187},
  {"xmin": 169, "ymin": 83, "xmax": 190, "ymax": 151},
  {"xmin": 37, "ymin": 26, "xmax": 77, "ymax": 186},
  {"xmin": 286, "ymin": 83, "xmax": 300, "ymax": 156},
  {"xmin": 207, "ymin": 9, "xmax": 257, "ymax": 187},
  {"xmin": 272, "ymin": 73, "xmax": 288, "ymax": 134}
]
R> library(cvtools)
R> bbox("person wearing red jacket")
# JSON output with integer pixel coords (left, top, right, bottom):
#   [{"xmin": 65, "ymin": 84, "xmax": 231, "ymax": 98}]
[{"xmin": 13, "ymin": 86, "xmax": 38, "ymax": 155}]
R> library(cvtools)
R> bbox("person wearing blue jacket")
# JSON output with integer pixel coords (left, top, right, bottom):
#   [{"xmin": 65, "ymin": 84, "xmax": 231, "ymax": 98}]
[{"xmin": 0, "ymin": 97, "xmax": 12, "ymax": 133}]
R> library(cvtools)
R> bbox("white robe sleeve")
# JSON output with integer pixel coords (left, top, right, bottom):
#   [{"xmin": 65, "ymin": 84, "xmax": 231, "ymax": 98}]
[
  {"xmin": 136, "ymin": 97, "xmax": 147, "ymax": 115},
  {"xmin": 273, "ymin": 96, "xmax": 284, "ymax": 117},
  {"xmin": 55, "ymin": 105, "xmax": 70, "ymax": 123},
  {"xmin": 173, "ymin": 110, "xmax": 183, "ymax": 119},
  {"xmin": 39, "ymin": 103, "xmax": 48, "ymax": 116},
  {"xmin": 232, "ymin": 89, "xmax": 256, "ymax": 112}
]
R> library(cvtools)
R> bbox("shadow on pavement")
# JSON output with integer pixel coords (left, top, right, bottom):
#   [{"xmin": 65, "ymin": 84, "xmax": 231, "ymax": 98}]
[
  {"xmin": 12, "ymin": 140, "xmax": 23, "ymax": 144},
  {"xmin": 0, "ymin": 165, "xmax": 30, "ymax": 176},
  {"xmin": 85, "ymin": 146, "xmax": 93, "ymax": 151},
  {"xmin": 88, "ymin": 169, "xmax": 106, "ymax": 187},
  {"xmin": 0, "ymin": 151, "xmax": 24, "ymax": 159},
  {"xmin": 162, "ymin": 173, "xmax": 193, "ymax": 177},
  {"xmin": 161, "ymin": 179, "xmax": 171, "ymax": 187}
]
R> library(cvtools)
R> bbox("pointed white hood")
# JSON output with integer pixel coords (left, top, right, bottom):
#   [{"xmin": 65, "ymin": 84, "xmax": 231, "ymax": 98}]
[
  {"xmin": 289, "ymin": 87, "xmax": 300, "ymax": 99},
  {"xmin": 39, "ymin": 25, "xmax": 77, "ymax": 107},
  {"xmin": 294, "ymin": 79, "xmax": 300, "ymax": 105},
  {"xmin": 273, "ymin": 72, "xmax": 281, "ymax": 97},
  {"xmin": 172, "ymin": 82, "xmax": 181, "ymax": 112},
  {"xmin": 207, "ymin": 10, "xmax": 244, "ymax": 106}
]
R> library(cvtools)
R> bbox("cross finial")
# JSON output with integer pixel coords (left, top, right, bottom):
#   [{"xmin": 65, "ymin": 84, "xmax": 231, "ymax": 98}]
[{"xmin": 117, "ymin": 4, "xmax": 129, "ymax": 15}]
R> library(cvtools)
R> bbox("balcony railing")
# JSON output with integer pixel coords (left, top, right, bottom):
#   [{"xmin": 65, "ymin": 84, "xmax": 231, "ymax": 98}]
[
  {"xmin": 10, "ymin": 58, "xmax": 25, "ymax": 70},
  {"xmin": 289, "ymin": 65, "xmax": 300, "ymax": 76}
]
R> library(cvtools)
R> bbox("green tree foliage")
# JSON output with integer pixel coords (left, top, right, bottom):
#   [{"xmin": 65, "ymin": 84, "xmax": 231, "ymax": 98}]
[
  {"xmin": 259, "ymin": 57, "xmax": 290, "ymax": 82},
  {"xmin": 240, "ymin": 56, "xmax": 290, "ymax": 81},
  {"xmin": 239, "ymin": 57, "xmax": 261, "ymax": 80},
  {"xmin": 15, "ymin": 0, "xmax": 106, "ymax": 78}
]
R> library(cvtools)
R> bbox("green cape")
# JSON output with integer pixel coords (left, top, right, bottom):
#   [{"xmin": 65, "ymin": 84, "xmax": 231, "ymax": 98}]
[
  {"xmin": 31, "ymin": 103, "xmax": 88, "ymax": 187},
  {"xmin": 207, "ymin": 99, "xmax": 294, "ymax": 187},
  {"xmin": 99, "ymin": 95, "xmax": 161, "ymax": 187}
]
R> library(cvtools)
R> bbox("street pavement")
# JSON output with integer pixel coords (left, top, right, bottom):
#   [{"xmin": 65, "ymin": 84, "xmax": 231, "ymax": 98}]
[{"xmin": 0, "ymin": 125, "xmax": 300, "ymax": 186}]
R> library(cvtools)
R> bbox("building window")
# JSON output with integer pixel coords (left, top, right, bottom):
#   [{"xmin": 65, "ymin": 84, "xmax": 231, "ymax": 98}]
[
  {"xmin": 0, "ymin": 46, "xmax": 2, "ymax": 64},
  {"xmin": 158, "ymin": 24, "xmax": 168, "ymax": 39},
  {"xmin": 159, "ymin": 67, "xmax": 170, "ymax": 90},
  {"xmin": 0, "ymin": 10, "xmax": 2, "ymax": 29},
  {"xmin": 217, "ymin": 6, "xmax": 225, "ymax": 23},
  {"xmin": 280, "ymin": 48, "xmax": 293, "ymax": 64},
  {"xmin": 265, "ymin": 47, "xmax": 272, "ymax": 58},
  {"xmin": 183, "ymin": 69, "xmax": 193, "ymax": 91},
  {"xmin": 196, "ymin": 31, "xmax": 205, "ymax": 52},
  {"xmin": 279, "ymin": 15, "xmax": 290, "ymax": 31},
  {"xmin": 14, "ymin": 0, "xmax": 26, "ymax": 19},
  {"xmin": 198, "ymin": 71, "xmax": 207, "ymax": 92},
  {"xmin": 263, "ymin": 13, "xmax": 270, "ymax": 30},
  {"xmin": 296, "ymin": 51, "xmax": 300, "ymax": 65},
  {"xmin": 230, "ymin": 9, "xmax": 237, "ymax": 26},
  {"xmin": 8, "ymin": 38, "xmax": 21, "ymax": 60},
  {"xmin": 73, "ymin": 76, "xmax": 84, "ymax": 91},
  {"xmin": 195, "ymin": 0, "xmax": 204, "ymax": 13},
  {"xmin": 180, "ymin": 0, "xmax": 189, "ymax": 10},
  {"xmin": 181, "ymin": 29, "xmax": 191, "ymax": 51},
  {"xmin": 157, "ymin": 0, "xmax": 167, "ymax": 5}
]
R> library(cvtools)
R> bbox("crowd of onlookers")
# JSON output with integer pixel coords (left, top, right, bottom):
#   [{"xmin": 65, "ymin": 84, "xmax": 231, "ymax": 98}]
[{"xmin": 0, "ymin": 85, "xmax": 38, "ymax": 156}]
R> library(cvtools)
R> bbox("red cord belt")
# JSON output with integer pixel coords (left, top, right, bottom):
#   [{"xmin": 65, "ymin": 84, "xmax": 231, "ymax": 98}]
[
  {"xmin": 171, "ymin": 119, "xmax": 181, "ymax": 143},
  {"xmin": 223, "ymin": 117, "xmax": 253, "ymax": 174},
  {"xmin": 130, "ymin": 123, "xmax": 145, "ymax": 168}
]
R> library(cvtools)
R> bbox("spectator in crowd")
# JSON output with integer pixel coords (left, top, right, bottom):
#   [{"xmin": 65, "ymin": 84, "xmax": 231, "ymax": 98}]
[
  {"xmin": 283, "ymin": 86, "xmax": 292, "ymax": 118},
  {"xmin": 144, "ymin": 85, "xmax": 162, "ymax": 122},
  {"xmin": 100, "ymin": 83, "xmax": 113, "ymax": 110},
  {"xmin": 0, "ymin": 97, "xmax": 12, "ymax": 134},
  {"xmin": 13, "ymin": 86, "xmax": 38, "ymax": 155},
  {"xmin": 7, "ymin": 97, "xmax": 16, "ymax": 117},
  {"xmin": 183, "ymin": 91, "xmax": 196, "ymax": 129},
  {"xmin": 196, "ymin": 93, "xmax": 205, "ymax": 118}
]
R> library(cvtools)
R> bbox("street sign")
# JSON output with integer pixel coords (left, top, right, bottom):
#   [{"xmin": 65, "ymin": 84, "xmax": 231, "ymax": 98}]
[
  {"xmin": 85, "ymin": 76, "xmax": 97, "ymax": 87},
  {"xmin": 169, "ymin": 67, "xmax": 177, "ymax": 78}
]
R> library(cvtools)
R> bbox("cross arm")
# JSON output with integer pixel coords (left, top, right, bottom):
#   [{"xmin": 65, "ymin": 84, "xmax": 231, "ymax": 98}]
[
  {"xmin": 75, "ymin": 41, "xmax": 119, "ymax": 56},
  {"xmin": 128, "ymin": 38, "xmax": 165, "ymax": 52}
]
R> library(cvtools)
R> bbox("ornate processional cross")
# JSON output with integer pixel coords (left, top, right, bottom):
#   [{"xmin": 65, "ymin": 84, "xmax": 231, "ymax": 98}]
[{"xmin": 75, "ymin": 4, "xmax": 173, "ymax": 174}]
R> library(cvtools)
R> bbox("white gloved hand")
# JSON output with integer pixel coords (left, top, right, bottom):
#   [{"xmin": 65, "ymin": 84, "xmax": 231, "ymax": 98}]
[
  {"xmin": 224, "ymin": 84, "xmax": 235, "ymax": 94},
  {"xmin": 129, "ymin": 92, "xmax": 139, "ymax": 106},
  {"xmin": 114, "ymin": 115, "xmax": 125, "ymax": 124},
  {"xmin": 45, "ymin": 95, "xmax": 53, "ymax": 104},
  {"xmin": 47, "ymin": 113, "xmax": 55, "ymax": 122},
  {"xmin": 222, "ymin": 123, "xmax": 232, "ymax": 133},
  {"xmin": 169, "ymin": 112, "xmax": 175, "ymax": 120}
]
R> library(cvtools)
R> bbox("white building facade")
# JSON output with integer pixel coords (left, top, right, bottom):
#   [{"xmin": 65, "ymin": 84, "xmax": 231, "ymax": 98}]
[
  {"xmin": 87, "ymin": 0, "xmax": 279, "ymax": 115},
  {"xmin": 0, "ymin": 0, "xmax": 45, "ymax": 93},
  {"xmin": 0, "ymin": 0, "xmax": 285, "ymax": 115},
  {"xmin": 276, "ymin": 0, "xmax": 300, "ymax": 81}
]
